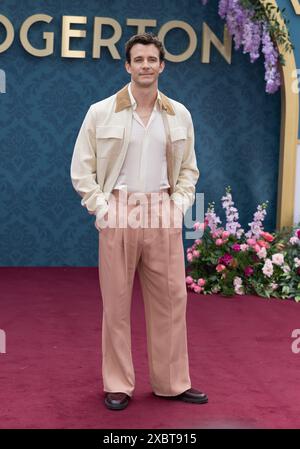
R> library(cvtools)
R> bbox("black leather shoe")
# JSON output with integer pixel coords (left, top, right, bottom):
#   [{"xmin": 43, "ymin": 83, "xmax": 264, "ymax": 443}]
[
  {"xmin": 104, "ymin": 392, "xmax": 130, "ymax": 410},
  {"xmin": 154, "ymin": 388, "xmax": 208, "ymax": 404}
]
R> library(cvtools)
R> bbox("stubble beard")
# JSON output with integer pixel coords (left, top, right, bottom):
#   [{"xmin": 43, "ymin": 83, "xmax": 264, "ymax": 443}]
[{"xmin": 134, "ymin": 74, "xmax": 158, "ymax": 89}]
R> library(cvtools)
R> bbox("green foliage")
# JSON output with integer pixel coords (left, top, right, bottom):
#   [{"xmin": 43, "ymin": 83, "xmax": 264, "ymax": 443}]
[{"xmin": 239, "ymin": 0, "xmax": 294, "ymax": 64}]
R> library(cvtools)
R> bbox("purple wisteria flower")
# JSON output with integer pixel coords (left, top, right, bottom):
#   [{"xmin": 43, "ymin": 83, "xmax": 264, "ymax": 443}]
[
  {"xmin": 202, "ymin": 0, "xmax": 282, "ymax": 93},
  {"xmin": 261, "ymin": 23, "xmax": 281, "ymax": 93}
]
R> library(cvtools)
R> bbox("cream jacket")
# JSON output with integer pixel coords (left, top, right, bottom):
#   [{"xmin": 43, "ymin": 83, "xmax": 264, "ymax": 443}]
[{"xmin": 70, "ymin": 83, "xmax": 199, "ymax": 222}]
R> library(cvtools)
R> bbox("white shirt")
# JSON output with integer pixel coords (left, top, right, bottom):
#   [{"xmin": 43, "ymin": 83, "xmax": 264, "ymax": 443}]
[{"xmin": 113, "ymin": 82, "xmax": 170, "ymax": 192}]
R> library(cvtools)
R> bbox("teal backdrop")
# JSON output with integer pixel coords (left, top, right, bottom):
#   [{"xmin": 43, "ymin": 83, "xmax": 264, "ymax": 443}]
[{"xmin": 0, "ymin": 0, "xmax": 281, "ymax": 266}]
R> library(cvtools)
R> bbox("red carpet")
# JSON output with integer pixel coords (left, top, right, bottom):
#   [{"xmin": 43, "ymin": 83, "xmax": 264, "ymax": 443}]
[{"xmin": 0, "ymin": 267, "xmax": 299, "ymax": 429}]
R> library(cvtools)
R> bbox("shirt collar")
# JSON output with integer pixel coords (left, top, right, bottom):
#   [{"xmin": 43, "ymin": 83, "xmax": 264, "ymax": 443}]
[{"xmin": 128, "ymin": 82, "xmax": 162, "ymax": 112}]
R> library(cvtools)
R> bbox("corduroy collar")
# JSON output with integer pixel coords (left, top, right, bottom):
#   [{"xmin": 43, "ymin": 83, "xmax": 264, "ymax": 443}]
[{"xmin": 115, "ymin": 83, "xmax": 175, "ymax": 115}]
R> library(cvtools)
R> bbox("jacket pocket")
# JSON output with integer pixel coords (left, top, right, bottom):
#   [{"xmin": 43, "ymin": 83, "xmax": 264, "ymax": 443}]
[
  {"xmin": 169, "ymin": 126, "xmax": 187, "ymax": 159},
  {"xmin": 170, "ymin": 126, "xmax": 187, "ymax": 142},
  {"xmin": 96, "ymin": 125, "xmax": 125, "ymax": 158}
]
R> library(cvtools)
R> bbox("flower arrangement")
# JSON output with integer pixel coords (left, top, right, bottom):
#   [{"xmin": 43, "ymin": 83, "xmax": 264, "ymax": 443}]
[
  {"xmin": 186, "ymin": 186, "xmax": 300, "ymax": 301},
  {"xmin": 201, "ymin": 0, "xmax": 294, "ymax": 93}
]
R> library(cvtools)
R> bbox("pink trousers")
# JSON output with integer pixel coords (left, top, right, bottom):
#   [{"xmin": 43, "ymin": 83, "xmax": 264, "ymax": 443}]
[{"xmin": 98, "ymin": 189, "xmax": 191, "ymax": 397}]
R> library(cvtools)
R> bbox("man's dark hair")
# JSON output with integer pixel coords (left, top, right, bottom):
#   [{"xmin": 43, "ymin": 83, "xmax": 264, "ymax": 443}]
[{"xmin": 125, "ymin": 33, "xmax": 165, "ymax": 64}]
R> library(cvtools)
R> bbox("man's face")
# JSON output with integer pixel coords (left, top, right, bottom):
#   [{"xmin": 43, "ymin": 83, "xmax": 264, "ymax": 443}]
[{"xmin": 125, "ymin": 43, "xmax": 165, "ymax": 87}]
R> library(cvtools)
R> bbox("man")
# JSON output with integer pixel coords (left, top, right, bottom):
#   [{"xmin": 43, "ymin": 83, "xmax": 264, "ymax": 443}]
[{"xmin": 70, "ymin": 33, "xmax": 208, "ymax": 410}]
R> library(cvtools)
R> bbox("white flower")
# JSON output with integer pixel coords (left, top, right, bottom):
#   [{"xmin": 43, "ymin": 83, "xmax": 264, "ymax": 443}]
[
  {"xmin": 234, "ymin": 285, "xmax": 244, "ymax": 295},
  {"xmin": 233, "ymin": 277, "xmax": 244, "ymax": 294},
  {"xmin": 233, "ymin": 276, "xmax": 243, "ymax": 286},
  {"xmin": 257, "ymin": 247, "xmax": 267, "ymax": 259},
  {"xmin": 262, "ymin": 258, "xmax": 273, "ymax": 277},
  {"xmin": 211, "ymin": 285, "xmax": 221, "ymax": 293},
  {"xmin": 240, "ymin": 244, "xmax": 249, "ymax": 252},
  {"xmin": 290, "ymin": 236, "xmax": 299, "ymax": 245},
  {"xmin": 270, "ymin": 282, "xmax": 278, "ymax": 291},
  {"xmin": 294, "ymin": 257, "xmax": 300, "ymax": 268},
  {"xmin": 236, "ymin": 229, "xmax": 245, "ymax": 238},
  {"xmin": 282, "ymin": 264, "xmax": 291, "ymax": 273},
  {"xmin": 271, "ymin": 253, "xmax": 284, "ymax": 266}
]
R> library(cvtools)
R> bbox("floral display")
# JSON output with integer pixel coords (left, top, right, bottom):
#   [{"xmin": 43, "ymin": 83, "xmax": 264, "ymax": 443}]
[
  {"xmin": 202, "ymin": 0, "xmax": 294, "ymax": 93},
  {"xmin": 186, "ymin": 186, "xmax": 300, "ymax": 301}
]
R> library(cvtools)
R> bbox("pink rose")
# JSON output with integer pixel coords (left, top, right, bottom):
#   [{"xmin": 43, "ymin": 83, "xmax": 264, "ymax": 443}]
[
  {"xmin": 193, "ymin": 222, "xmax": 205, "ymax": 231},
  {"xmin": 254, "ymin": 244, "xmax": 261, "ymax": 253},
  {"xmin": 215, "ymin": 239, "xmax": 223, "ymax": 246},
  {"xmin": 222, "ymin": 231, "xmax": 230, "ymax": 239},
  {"xmin": 219, "ymin": 254, "xmax": 233, "ymax": 266},
  {"xmin": 257, "ymin": 240, "xmax": 269, "ymax": 248},
  {"xmin": 244, "ymin": 266, "xmax": 254, "ymax": 277},
  {"xmin": 195, "ymin": 239, "xmax": 202, "ymax": 245},
  {"xmin": 187, "ymin": 253, "xmax": 193, "ymax": 262},
  {"xmin": 193, "ymin": 250, "xmax": 200, "ymax": 258},
  {"xmin": 247, "ymin": 238, "xmax": 256, "ymax": 246},
  {"xmin": 260, "ymin": 231, "xmax": 274, "ymax": 242},
  {"xmin": 193, "ymin": 285, "xmax": 202, "ymax": 293},
  {"xmin": 197, "ymin": 278, "xmax": 206, "ymax": 286},
  {"xmin": 186, "ymin": 276, "xmax": 193, "ymax": 284},
  {"xmin": 216, "ymin": 264, "xmax": 226, "ymax": 272},
  {"xmin": 232, "ymin": 243, "xmax": 241, "ymax": 252}
]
